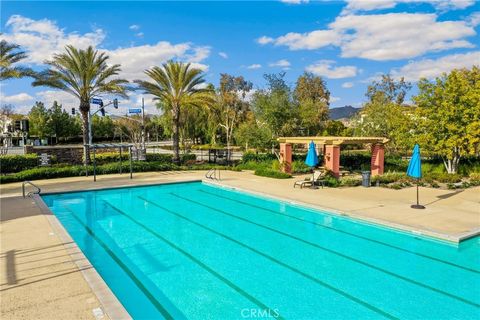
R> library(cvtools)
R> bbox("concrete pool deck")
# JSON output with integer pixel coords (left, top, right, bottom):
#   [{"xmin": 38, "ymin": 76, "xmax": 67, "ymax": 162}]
[{"xmin": 1, "ymin": 170, "xmax": 479, "ymax": 319}]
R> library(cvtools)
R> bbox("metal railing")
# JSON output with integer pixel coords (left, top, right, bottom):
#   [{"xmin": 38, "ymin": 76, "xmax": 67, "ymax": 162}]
[
  {"xmin": 22, "ymin": 181, "xmax": 41, "ymax": 198},
  {"xmin": 205, "ymin": 168, "xmax": 221, "ymax": 180}
]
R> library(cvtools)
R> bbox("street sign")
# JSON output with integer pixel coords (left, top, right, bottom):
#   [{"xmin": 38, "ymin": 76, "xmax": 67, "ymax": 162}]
[
  {"xmin": 129, "ymin": 108, "xmax": 142, "ymax": 114},
  {"xmin": 91, "ymin": 98, "xmax": 103, "ymax": 105},
  {"xmin": 39, "ymin": 153, "xmax": 51, "ymax": 166}
]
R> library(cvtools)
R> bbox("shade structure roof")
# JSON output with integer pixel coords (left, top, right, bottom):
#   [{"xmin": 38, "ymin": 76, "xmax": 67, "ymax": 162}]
[{"xmin": 277, "ymin": 136, "xmax": 389, "ymax": 145}]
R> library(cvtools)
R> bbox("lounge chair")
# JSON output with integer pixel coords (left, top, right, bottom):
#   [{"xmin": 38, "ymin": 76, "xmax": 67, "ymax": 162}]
[{"xmin": 294, "ymin": 170, "xmax": 326, "ymax": 189}]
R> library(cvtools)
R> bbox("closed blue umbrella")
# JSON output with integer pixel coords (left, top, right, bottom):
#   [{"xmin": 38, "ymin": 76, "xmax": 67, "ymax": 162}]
[
  {"xmin": 305, "ymin": 141, "xmax": 319, "ymax": 167},
  {"xmin": 407, "ymin": 144, "xmax": 425, "ymax": 209},
  {"xmin": 305, "ymin": 141, "xmax": 319, "ymax": 189}
]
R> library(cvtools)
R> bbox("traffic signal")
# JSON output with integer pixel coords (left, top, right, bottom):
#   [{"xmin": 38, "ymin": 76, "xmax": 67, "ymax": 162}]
[
  {"xmin": 99, "ymin": 101, "xmax": 105, "ymax": 116},
  {"xmin": 72, "ymin": 108, "xmax": 75, "ymax": 115},
  {"xmin": 113, "ymin": 98, "xmax": 118, "ymax": 109},
  {"xmin": 20, "ymin": 120, "xmax": 29, "ymax": 132},
  {"xmin": 14, "ymin": 120, "xmax": 21, "ymax": 131}
]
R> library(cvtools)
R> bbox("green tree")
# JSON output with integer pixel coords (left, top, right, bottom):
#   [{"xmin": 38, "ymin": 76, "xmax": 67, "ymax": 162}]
[
  {"xmin": 414, "ymin": 66, "xmax": 480, "ymax": 174},
  {"xmin": 47, "ymin": 101, "xmax": 76, "ymax": 142},
  {"xmin": 0, "ymin": 40, "xmax": 34, "ymax": 81},
  {"xmin": 92, "ymin": 115, "xmax": 115, "ymax": 140},
  {"xmin": 322, "ymin": 120, "xmax": 346, "ymax": 136},
  {"xmin": 234, "ymin": 119, "xmax": 273, "ymax": 150},
  {"xmin": 251, "ymin": 72, "xmax": 297, "ymax": 137},
  {"xmin": 354, "ymin": 74, "xmax": 413, "ymax": 153},
  {"xmin": 32, "ymin": 45, "xmax": 128, "ymax": 163},
  {"xmin": 135, "ymin": 61, "xmax": 214, "ymax": 163},
  {"xmin": 294, "ymin": 72, "xmax": 330, "ymax": 135},
  {"xmin": 28, "ymin": 102, "xmax": 49, "ymax": 138},
  {"xmin": 215, "ymin": 74, "xmax": 253, "ymax": 156}
]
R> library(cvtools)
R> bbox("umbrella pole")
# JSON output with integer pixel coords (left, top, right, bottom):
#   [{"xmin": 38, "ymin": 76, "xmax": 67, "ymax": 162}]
[{"xmin": 411, "ymin": 179, "xmax": 425, "ymax": 209}]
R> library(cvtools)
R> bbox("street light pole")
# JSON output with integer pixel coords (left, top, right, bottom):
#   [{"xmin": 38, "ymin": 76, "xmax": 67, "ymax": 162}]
[{"xmin": 141, "ymin": 97, "xmax": 146, "ymax": 151}]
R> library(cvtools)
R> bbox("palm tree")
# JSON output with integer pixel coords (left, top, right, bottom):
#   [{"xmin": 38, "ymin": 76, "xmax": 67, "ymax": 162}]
[
  {"xmin": 33, "ymin": 45, "xmax": 129, "ymax": 163},
  {"xmin": 135, "ymin": 61, "xmax": 213, "ymax": 163},
  {"xmin": 0, "ymin": 40, "xmax": 34, "ymax": 81}
]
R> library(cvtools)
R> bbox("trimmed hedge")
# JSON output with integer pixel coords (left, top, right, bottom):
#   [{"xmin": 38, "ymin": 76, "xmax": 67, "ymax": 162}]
[
  {"xmin": 242, "ymin": 152, "xmax": 277, "ymax": 163},
  {"xmin": 0, "ymin": 154, "xmax": 40, "ymax": 174},
  {"xmin": 93, "ymin": 152, "xmax": 196, "ymax": 165},
  {"xmin": 0, "ymin": 161, "xmax": 179, "ymax": 184},
  {"xmin": 254, "ymin": 168, "xmax": 291, "ymax": 179}
]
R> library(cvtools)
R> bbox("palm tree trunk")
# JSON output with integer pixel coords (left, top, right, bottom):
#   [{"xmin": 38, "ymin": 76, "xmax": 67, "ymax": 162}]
[
  {"xmin": 80, "ymin": 101, "xmax": 91, "ymax": 164},
  {"xmin": 172, "ymin": 105, "xmax": 180, "ymax": 164}
]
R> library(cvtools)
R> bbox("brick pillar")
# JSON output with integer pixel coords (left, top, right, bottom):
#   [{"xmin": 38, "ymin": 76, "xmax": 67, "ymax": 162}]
[
  {"xmin": 371, "ymin": 144, "xmax": 385, "ymax": 176},
  {"xmin": 324, "ymin": 144, "xmax": 340, "ymax": 178},
  {"xmin": 279, "ymin": 143, "xmax": 292, "ymax": 173}
]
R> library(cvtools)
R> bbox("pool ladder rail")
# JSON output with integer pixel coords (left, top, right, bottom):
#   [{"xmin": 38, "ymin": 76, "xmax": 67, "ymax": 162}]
[
  {"xmin": 205, "ymin": 168, "xmax": 221, "ymax": 180},
  {"xmin": 22, "ymin": 181, "xmax": 41, "ymax": 198}
]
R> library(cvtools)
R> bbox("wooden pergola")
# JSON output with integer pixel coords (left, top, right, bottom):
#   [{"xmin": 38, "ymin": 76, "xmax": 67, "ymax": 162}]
[{"xmin": 277, "ymin": 136, "xmax": 389, "ymax": 177}]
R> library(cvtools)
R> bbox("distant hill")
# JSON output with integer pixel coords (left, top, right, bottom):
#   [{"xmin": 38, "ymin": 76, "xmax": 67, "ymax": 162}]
[{"xmin": 329, "ymin": 105, "xmax": 360, "ymax": 120}]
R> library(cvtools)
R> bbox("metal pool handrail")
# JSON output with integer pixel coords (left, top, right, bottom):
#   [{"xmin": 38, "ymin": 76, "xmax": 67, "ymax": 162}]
[
  {"xmin": 205, "ymin": 168, "xmax": 221, "ymax": 180},
  {"xmin": 22, "ymin": 181, "xmax": 41, "ymax": 198}
]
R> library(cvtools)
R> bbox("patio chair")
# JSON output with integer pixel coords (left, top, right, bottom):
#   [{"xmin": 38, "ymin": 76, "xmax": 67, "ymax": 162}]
[{"xmin": 294, "ymin": 170, "xmax": 326, "ymax": 189}]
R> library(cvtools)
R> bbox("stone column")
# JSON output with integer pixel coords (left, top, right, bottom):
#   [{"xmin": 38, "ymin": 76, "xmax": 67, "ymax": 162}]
[
  {"xmin": 279, "ymin": 143, "xmax": 292, "ymax": 173},
  {"xmin": 324, "ymin": 144, "xmax": 340, "ymax": 178},
  {"xmin": 371, "ymin": 144, "xmax": 385, "ymax": 176}
]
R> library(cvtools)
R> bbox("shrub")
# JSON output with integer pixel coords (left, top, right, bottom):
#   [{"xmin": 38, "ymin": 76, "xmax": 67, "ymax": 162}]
[
  {"xmin": 340, "ymin": 177, "xmax": 362, "ymax": 187},
  {"xmin": 469, "ymin": 172, "xmax": 480, "ymax": 186},
  {"xmin": 292, "ymin": 160, "xmax": 311, "ymax": 174},
  {"xmin": 371, "ymin": 172, "xmax": 408, "ymax": 185},
  {"xmin": 93, "ymin": 152, "xmax": 174, "ymax": 164},
  {"xmin": 236, "ymin": 160, "xmax": 272, "ymax": 171},
  {"xmin": 424, "ymin": 172, "xmax": 462, "ymax": 183},
  {"xmin": 254, "ymin": 168, "xmax": 291, "ymax": 179},
  {"xmin": 180, "ymin": 153, "xmax": 196, "ymax": 162},
  {"xmin": 241, "ymin": 151, "xmax": 277, "ymax": 163},
  {"xmin": 0, "ymin": 154, "xmax": 39, "ymax": 173}
]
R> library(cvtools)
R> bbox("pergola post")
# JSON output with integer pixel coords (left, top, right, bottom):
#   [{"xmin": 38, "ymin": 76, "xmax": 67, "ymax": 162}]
[
  {"xmin": 371, "ymin": 143, "xmax": 385, "ymax": 176},
  {"xmin": 279, "ymin": 143, "xmax": 292, "ymax": 173},
  {"xmin": 324, "ymin": 144, "xmax": 340, "ymax": 178}
]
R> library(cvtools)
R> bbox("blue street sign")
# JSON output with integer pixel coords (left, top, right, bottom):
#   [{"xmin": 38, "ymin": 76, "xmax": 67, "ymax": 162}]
[
  {"xmin": 91, "ymin": 98, "xmax": 103, "ymax": 105},
  {"xmin": 129, "ymin": 108, "xmax": 142, "ymax": 114}
]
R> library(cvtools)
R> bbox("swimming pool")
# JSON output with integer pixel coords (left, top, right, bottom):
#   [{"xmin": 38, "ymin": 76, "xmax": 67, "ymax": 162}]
[{"xmin": 42, "ymin": 181, "xmax": 480, "ymax": 319}]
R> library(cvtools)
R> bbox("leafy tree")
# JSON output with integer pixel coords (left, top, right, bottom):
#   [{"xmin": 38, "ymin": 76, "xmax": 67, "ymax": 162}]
[
  {"xmin": 47, "ymin": 101, "xmax": 77, "ymax": 142},
  {"xmin": 252, "ymin": 72, "xmax": 297, "ymax": 137},
  {"xmin": 234, "ymin": 119, "xmax": 273, "ymax": 150},
  {"xmin": 91, "ymin": 114, "xmax": 115, "ymax": 140},
  {"xmin": 294, "ymin": 72, "xmax": 330, "ymax": 135},
  {"xmin": 414, "ymin": 66, "xmax": 480, "ymax": 174},
  {"xmin": 0, "ymin": 40, "xmax": 34, "ymax": 81},
  {"xmin": 215, "ymin": 74, "xmax": 253, "ymax": 157},
  {"xmin": 114, "ymin": 115, "xmax": 144, "ymax": 149},
  {"xmin": 28, "ymin": 102, "xmax": 49, "ymax": 138},
  {"xmin": 354, "ymin": 74, "xmax": 413, "ymax": 153},
  {"xmin": 321, "ymin": 120, "xmax": 346, "ymax": 136},
  {"xmin": 135, "ymin": 61, "xmax": 214, "ymax": 163},
  {"xmin": 32, "ymin": 45, "xmax": 129, "ymax": 163}
]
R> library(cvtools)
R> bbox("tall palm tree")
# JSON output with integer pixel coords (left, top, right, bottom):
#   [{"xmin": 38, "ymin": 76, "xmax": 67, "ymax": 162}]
[
  {"xmin": 33, "ymin": 45, "xmax": 128, "ymax": 163},
  {"xmin": 0, "ymin": 40, "xmax": 34, "ymax": 81},
  {"xmin": 135, "ymin": 61, "xmax": 213, "ymax": 163}
]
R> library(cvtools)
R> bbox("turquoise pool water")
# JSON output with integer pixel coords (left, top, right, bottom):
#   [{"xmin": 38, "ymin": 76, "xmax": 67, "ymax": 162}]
[{"xmin": 42, "ymin": 181, "xmax": 480, "ymax": 320}]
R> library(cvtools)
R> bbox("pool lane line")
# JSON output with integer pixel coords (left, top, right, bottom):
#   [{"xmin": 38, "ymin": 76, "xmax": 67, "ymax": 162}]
[
  {"xmin": 137, "ymin": 196, "xmax": 399, "ymax": 320},
  {"xmin": 60, "ymin": 205, "xmax": 176, "ymax": 320},
  {"xmin": 169, "ymin": 193, "xmax": 480, "ymax": 309},
  {"xmin": 102, "ymin": 201, "xmax": 285, "ymax": 320},
  {"xmin": 198, "ymin": 188, "xmax": 480, "ymax": 275}
]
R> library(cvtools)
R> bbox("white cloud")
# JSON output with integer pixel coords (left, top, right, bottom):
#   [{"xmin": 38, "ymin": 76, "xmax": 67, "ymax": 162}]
[
  {"xmin": 342, "ymin": 81, "xmax": 354, "ymax": 88},
  {"xmin": 467, "ymin": 11, "xmax": 480, "ymax": 27},
  {"xmin": 135, "ymin": 32, "xmax": 144, "ymax": 38},
  {"xmin": 219, "ymin": 52, "xmax": 228, "ymax": 59},
  {"xmin": 259, "ymin": 12, "xmax": 476, "ymax": 60},
  {"xmin": 247, "ymin": 64, "xmax": 262, "ymax": 69},
  {"xmin": 1, "ymin": 15, "xmax": 105, "ymax": 64},
  {"xmin": 306, "ymin": 60, "xmax": 358, "ymax": 79},
  {"xmin": 257, "ymin": 36, "xmax": 274, "ymax": 45},
  {"xmin": 330, "ymin": 96, "xmax": 341, "ymax": 103},
  {"xmin": 269, "ymin": 59, "xmax": 291, "ymax": 69},
  {"xmin": 391, "ymin": 51, "xmax": 480, "ymax": 81},
  {"xmin": 342, "ymin": 0, "xmax": 475, "ymax": 14},
  {"xmin": 0, "ymin": 92, "xmax": 34, "ymax": 104},
  {"xmin": 106, "ymin": 43, "xmax": 210, "ymax": 81},
  {"xmin": 280, "ymin": 0, "xmax": 309, "ymax": 4},
  {"xmin": 0, "ymin": 15, "xmax": 211, "ymax": 82},
  {"xmin": 129, "ymin": 24, "xmax": 140, "ymax": 31}
]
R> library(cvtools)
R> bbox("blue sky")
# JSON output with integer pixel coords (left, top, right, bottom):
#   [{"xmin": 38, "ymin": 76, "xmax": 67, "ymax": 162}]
[{"xmin": 1, "ymin": 0, "xmax": 479, "ymax": 115}]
